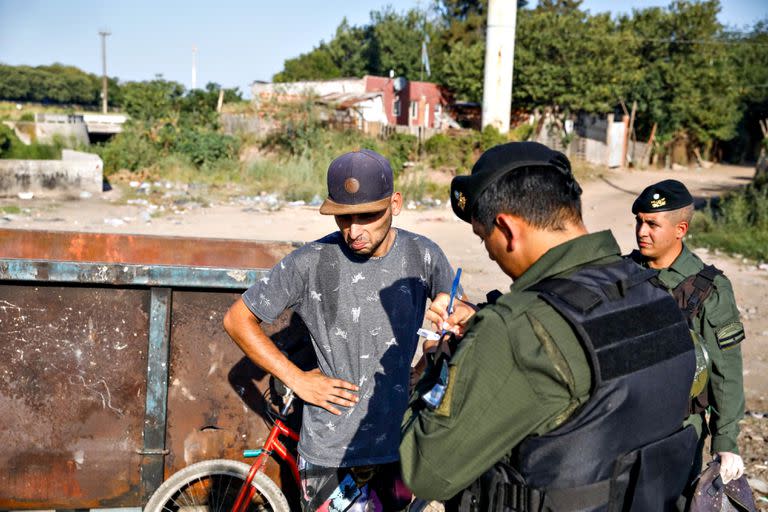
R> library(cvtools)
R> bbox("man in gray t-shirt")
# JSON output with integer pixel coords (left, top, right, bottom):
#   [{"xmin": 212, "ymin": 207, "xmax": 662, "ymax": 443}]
[{"xmin": 224, "ymin": 149, "xmax": 456, "ymax": 511}]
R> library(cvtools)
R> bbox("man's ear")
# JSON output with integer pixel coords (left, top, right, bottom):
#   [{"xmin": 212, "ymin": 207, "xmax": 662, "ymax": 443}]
[
  {"xmin": 676, "ymin": 220, "xmax": 689, "ymax": 239},
  {"xmin": 390, "ymin": 192, "xmax": 403, "ymax": 216},
  {"xmin": 494, "ymin": 214, "xmax": 521, "ymax": 252}
]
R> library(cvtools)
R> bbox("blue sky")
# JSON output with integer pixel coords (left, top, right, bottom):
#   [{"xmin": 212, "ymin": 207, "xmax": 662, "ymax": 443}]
[{"xmin": 0, "ymin": 0, "xmax": 765, "ymax": 97}]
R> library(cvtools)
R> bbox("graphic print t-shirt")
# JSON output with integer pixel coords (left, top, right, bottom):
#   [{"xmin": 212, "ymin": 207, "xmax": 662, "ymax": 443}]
[{"xmin": 242, "ymin": 228, "xmax": 455, "ymax": 467}]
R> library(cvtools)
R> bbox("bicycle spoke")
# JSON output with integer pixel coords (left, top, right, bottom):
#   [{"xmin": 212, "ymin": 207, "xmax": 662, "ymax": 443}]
[
  {"xmin": 168, "ymin": 490, "xmax": 186, "ymax": 512},
  {"xmin": 222, "ymin": 472, "xmax": 234, "ymax": 504},
  {"xmin": 216, "ymin": 474, "xmax": 232, "ymax": 512},
  {"xmin": 213, "ymin": 473, "xmax": 223, "ymax": 512},
  {"xmin": 147, "ymin": 461, "xmax": 287, "ymax": 512}
]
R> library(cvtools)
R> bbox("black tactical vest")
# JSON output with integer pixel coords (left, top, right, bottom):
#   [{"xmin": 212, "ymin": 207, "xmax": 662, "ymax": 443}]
[{"xmin": 455, "ymin": 259, "xmax": 698, "ymax": 512}]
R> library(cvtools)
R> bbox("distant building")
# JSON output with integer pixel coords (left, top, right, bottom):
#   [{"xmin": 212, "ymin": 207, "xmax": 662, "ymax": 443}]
[{"xmin": 251, "ymin": 76, "xmax": 456, "ymax": 130}]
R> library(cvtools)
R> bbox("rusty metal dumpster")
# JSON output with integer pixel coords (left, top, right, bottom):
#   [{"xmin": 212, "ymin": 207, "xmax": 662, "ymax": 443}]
[{"xmin": 0, "ymin": 228, "xmax": 306, "ymax": 509}]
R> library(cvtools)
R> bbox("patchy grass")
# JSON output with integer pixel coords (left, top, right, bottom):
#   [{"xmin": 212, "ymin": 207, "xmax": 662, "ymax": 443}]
[
  {"xmin": 0, "ymin": 205, "xmax": 22, "ymax": 214},
  {"xmin": 688, "ymin": 186, "xmax": 768, "ymax": 262},
  {"xmin": 90, "ymin": 102, "xmax": 606, "ymax": 207},
  {"xmin": 245, "ymin": 157, "xmax": 325, "ymax": 201},
  {"xmin": 571, "ymin": 159, "xmax": 603, "ymax": 184},
  {"xmin": 0, "ymin": 101, "xmax": 74, "ymax": 121},
  {"xmin": 220, "ymin": 101, "xmax": 260, "ymax": 115},
  {"xmin": 397, "ymin": 164, "xmax": 452, "ymax": 206}
]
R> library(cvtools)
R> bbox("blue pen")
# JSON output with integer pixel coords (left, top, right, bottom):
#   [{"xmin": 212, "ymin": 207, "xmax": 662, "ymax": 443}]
[{"xmin": 443, "ymin": 268, "xmax": 462, "ymax": 335}]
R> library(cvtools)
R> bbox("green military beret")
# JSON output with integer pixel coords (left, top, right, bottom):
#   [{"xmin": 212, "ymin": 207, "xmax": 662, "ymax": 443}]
[
  {"xmin": 632, "ymin": 179, "xmax": 693, "ymax": 214},
  {"xmin": 450, "ymin": 142, "xmax": 572, "ymax": 223}
]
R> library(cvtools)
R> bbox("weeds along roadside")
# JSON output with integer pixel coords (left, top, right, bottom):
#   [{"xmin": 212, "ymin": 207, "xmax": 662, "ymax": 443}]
[
  {"xmin": 689, "ymin": 181, "xmax": 768, "ymax": 263},
  {"xmin": 4, "ymin": 97, "xmax": 611, "ymax": 228}
]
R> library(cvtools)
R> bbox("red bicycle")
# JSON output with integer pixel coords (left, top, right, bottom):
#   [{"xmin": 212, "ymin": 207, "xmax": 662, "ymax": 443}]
[{"xmin": 144, "ymin": 380, "xmax": 299, "ymax": 512}]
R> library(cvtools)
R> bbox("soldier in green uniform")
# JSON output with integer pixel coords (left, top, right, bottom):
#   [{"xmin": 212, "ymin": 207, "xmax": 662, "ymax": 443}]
[
  {"xmin": 629, "ymin": 179, "xmax": 746, "ymax": 487},
  {"xmin": 400, "ymin": 142, "xmax": 698, "ymax": 511}
]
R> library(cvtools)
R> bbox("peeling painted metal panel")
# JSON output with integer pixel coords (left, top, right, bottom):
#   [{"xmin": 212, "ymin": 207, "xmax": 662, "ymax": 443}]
[
  {"xmin": 0, "ymin": 228, "xmax": 300, "ymax": 268},
  {"xmin": 140, "ymin": 287, "xmax": 172, "ymax": 502},
  {"xmin": 0, "ymin": 230, "xmax": 302, "ymax": 509},
  {"xmin": 0, "ymin": 259, "xmax": 268, "ymax": 289},
  {"xmin": 164, "ymin": 290, "xmax": 310, "ymax": 493},
  {"xmin": 0, "ymin": 283, "xmax": 149, "ymax": 508}
]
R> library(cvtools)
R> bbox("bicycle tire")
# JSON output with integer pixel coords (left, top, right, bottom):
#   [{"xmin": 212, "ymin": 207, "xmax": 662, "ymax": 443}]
[{"xmin": 144, "ymin": 459, "xmax": 290, "ymax": 512}]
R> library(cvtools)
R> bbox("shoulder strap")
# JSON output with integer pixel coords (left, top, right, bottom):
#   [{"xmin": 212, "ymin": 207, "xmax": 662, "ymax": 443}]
[
  {"xmin": 673, "ymin": 264, "xmax": 723, "ymax": 321},
  {"xmin": 528, "ymin": 278, "xmax": 603, "ymax": 314}
]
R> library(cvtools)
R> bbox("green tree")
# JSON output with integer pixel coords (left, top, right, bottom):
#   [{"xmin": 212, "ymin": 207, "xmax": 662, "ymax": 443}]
[
  {"xmin": 0, "ymin": 63, "xmax": 103, "ymax": 105},
  {"xmin": 721, "ymin": 19, "xmax": 768, "ymax": 162},
  {"xmin": 622, "ymin": 1, "xmax": 742, "ymax": 154},
  {"xmin": 0, "ymin": 65, "xmax": 32, "ymax": 101},
  {"xmin": 273, "ymin": 7, "xmax": 437, "ymax": 83},
  {"xmin": 441, "ymin": 41, "xmax": 484, "ymax": 102},
  {"xmin": 120, "ymin": 77, "xmax": 185, "ymax": 121},
  {"xmin": 514, "ymin": 1, "xmax": 637, "ymax": 114},
  {"xmin": 438, "ymin": 0, "xmax": 487, "ymax": 46},
  {"xmin": 273, "ymin": 44, "xmax": 341, "ymax": 82},
  {"xmin": 367, "ymin": 8, "xmax": 430, "ymax": 80},
  {"xmin": 327, "ymin": 18, "xmax": 371, "ymax": 77}
]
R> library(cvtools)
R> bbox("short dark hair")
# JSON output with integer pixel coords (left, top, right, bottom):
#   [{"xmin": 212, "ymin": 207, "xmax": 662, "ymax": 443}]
[{"xmin": 473, "ymin": 166, "xmax": 583, "ymax": 233}]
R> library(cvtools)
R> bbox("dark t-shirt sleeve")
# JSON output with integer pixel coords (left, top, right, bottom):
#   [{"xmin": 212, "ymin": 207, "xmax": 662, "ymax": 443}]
[{"xmin": 241, "ymin": 252, "xmax": 305, "ymax": 323}]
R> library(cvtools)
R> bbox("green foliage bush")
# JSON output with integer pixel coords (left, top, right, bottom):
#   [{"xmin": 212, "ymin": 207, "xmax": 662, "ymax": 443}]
[
  {"xmin": 0, "ymin": 124, "xmax": 12, "ymax": 156},
  {"xmin": 423, "ymin": 125, "xmax": 508, "ymax": 174},
  {"xmin": 97, "ymin": 80, "xmax": 242, "ymax": 174},
  {"xmin": 381, "ymin": 133, "xmax": 417, "ymax": 175},
  {"xmin": 509, "ymin": 123, "xmax": 534, "ymax": 142},
  {"xmin": 424, "ymin": 134, "xmax": 469, "ymax": 172},
  {"xmin": 261, "ymin": 100, "xmax": 418, "ymax": 178},
  {"xmin": 0, "ymin": 123, "xmax": 61, "ymax": 159},
  {"xmin": 263, "ymin": 116, "xmax": 323, "ymax": 158},
  {"xmin": 479, "ymin": 125, "xmax": 507, "ymax": 151},
  {"xmin": 98, "ymin": 128, "xmax": 159, "ymax": 174},
  {"xmin": 689, "ymin": 185, "xmax": 768, "ymax": 261},
  {"xmin": 171, "ymin": 129, "xmax": 239, "ymax": 168}
]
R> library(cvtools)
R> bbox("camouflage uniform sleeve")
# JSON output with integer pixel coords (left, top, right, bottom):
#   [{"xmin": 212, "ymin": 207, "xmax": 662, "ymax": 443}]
[
  {"xmin": 699, "ymin": 275, "xmax": 745, "ymax": 454},
  {"xmin": 399, "ymin": 304, "xmax": 582, "ymax": 500}
]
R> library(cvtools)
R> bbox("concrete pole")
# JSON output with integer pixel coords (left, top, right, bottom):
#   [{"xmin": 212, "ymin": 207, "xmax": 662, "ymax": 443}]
[
  {"xmin": 482, "ymin": 0, "xmax": 517, "ymax": 134},
  {"xmin": 99, "ymin": 31, "xmax": 111, "ymax": 114},
  {"xmin": 192, "ymin": 45, "xmax": 198, "ymax": 90}
]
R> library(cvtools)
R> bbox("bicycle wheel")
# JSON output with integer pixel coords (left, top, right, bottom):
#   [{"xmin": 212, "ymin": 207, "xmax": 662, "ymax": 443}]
[{"xmin": 144, "ymin": 459, "xmax": 290, "ymax": 512}]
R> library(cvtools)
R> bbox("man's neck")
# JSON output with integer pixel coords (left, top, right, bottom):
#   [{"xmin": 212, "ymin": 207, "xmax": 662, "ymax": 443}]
[
  {"xmin": 529, "ymin": 224, "xmax": 588, "ymax": 263},
  {"xmin": 370, "ymin": 227, "xmax": 398, "ymax": 258},
  {"xmin": 519, "ymin": 223, "xmax": 589, "ymax": 274},
  {"xmin": 647, "ymin": 243, "xmax": 683, "ymax": 270}
]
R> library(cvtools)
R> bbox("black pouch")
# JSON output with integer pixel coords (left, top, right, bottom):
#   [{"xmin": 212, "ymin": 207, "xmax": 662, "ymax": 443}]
[{"xmin": 610, "ymin": 426, "xmax": 698, "ymax": 511}]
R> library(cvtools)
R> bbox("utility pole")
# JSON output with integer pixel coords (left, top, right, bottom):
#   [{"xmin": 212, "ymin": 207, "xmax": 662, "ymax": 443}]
[
  {"xmin": 481, "ymin": 0, "xmax": 517, "ymax": 134},
  {"xmin": 99, "ymin": 30, "xmax": 111, "ymax": 114},
  {"xmin": 191, "ymin": 45, "xmax": 197, "ymax": 90}
]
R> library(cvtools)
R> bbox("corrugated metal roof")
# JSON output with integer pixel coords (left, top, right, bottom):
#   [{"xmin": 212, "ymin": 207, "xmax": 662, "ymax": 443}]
[{"xmin": 316, "ymin": 91, "xmax": 382, "ymax": 109}]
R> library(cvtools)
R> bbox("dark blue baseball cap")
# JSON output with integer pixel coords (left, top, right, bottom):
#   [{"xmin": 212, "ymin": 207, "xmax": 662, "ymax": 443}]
[{"xmin": 319, "ymin": 149, "xmax": 394, "ymax": 215}]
